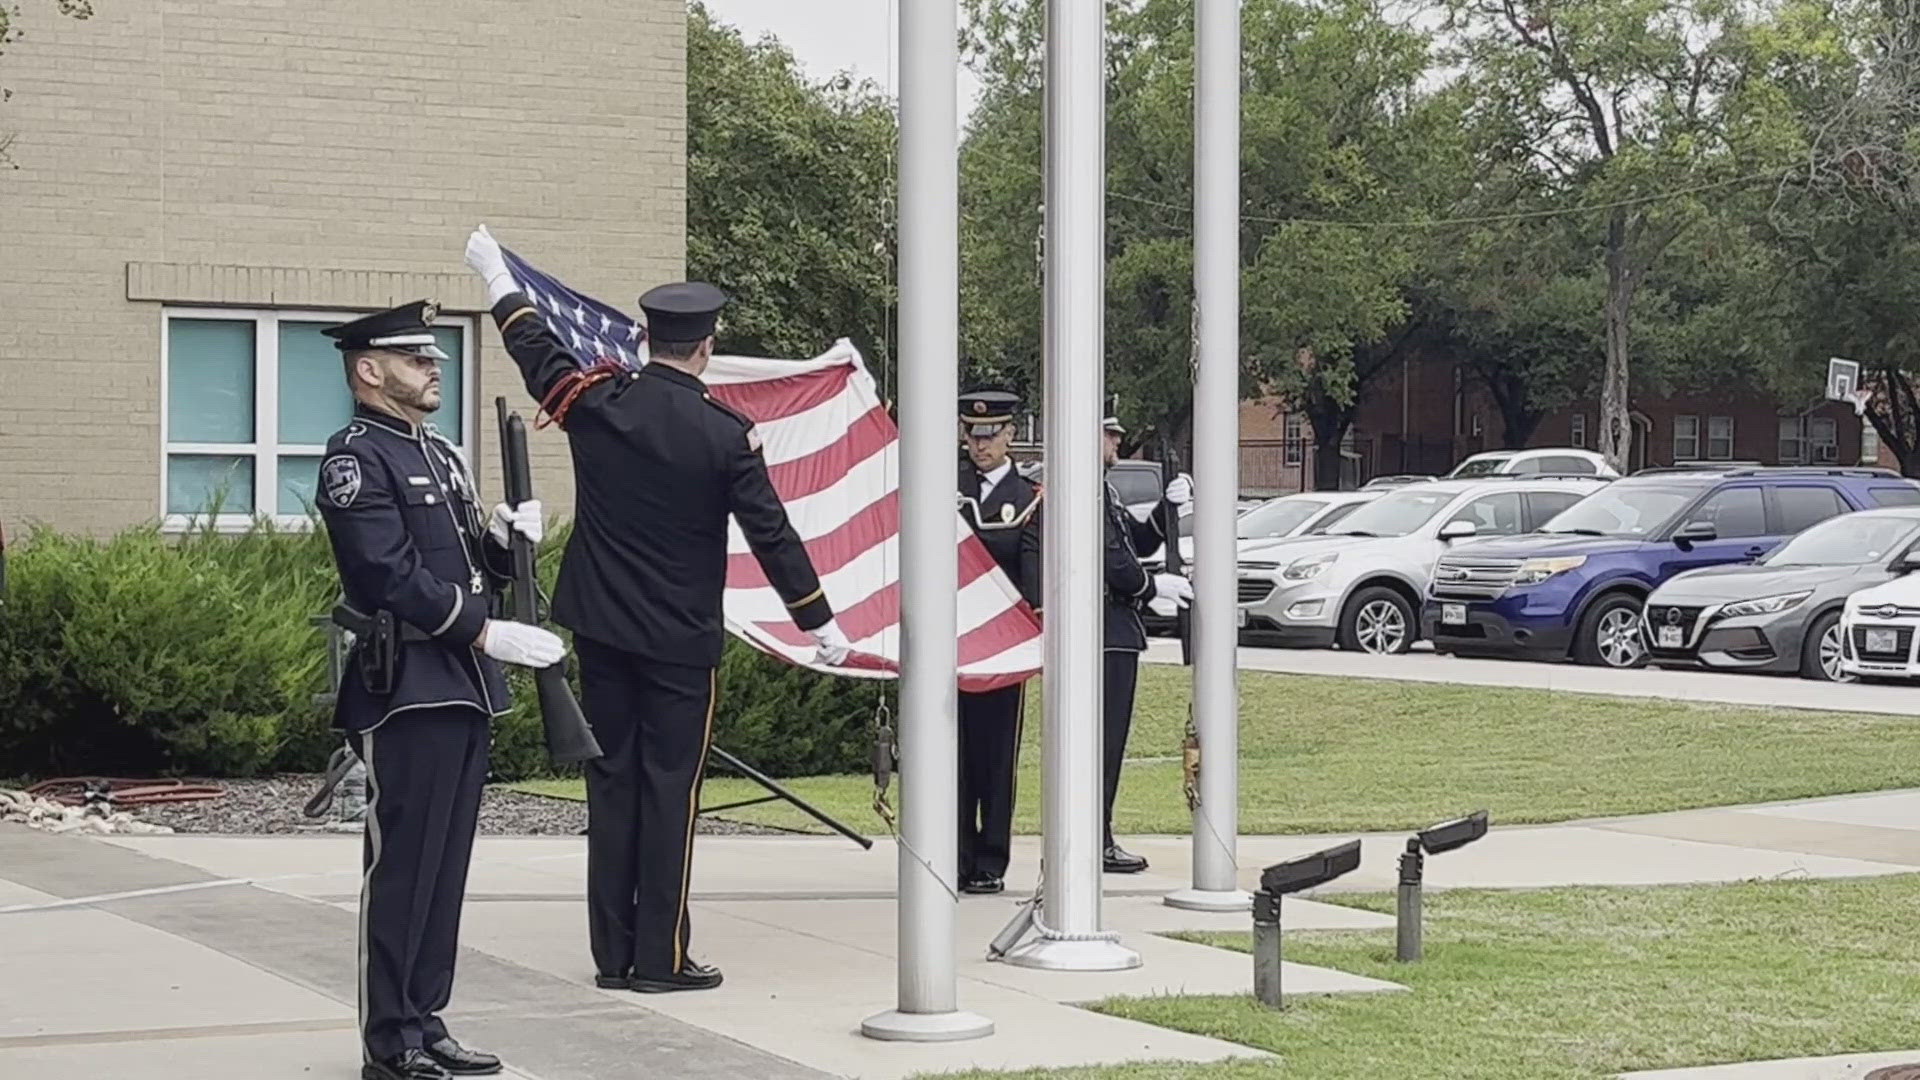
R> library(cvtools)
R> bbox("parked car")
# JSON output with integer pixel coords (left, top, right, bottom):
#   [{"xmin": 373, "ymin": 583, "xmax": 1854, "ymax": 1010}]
[
  {"xmin": 1642, "ymin": 507, "xmax": 1920, "ymax": 681},
  {"xmin": 1448, "ymin": 447, "xmax": 1619, "ymax": 479},
  {"xmin": 1235, "ymin": 475, "xmax": 1610, "ymax": 654},
  {"xmin": 1141, "ymin": 491, "xmax": 1378, "ymax": 634},
  {"xmin": 1424, "ymin": 467, "xmax": 1920, "ymax": 669},
  {"xmin": 1838, "ymin": 555, "xmax": 1920, "ymax": 680}
]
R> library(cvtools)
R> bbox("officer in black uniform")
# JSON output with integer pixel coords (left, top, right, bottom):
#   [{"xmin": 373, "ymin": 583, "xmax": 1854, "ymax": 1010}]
[
  {"xmin": 955, "ymin": 388, "xmax": 1042, "ymax": 895},
  {"xmin": 316, "ymin": 299, "xmax": 568, "ymax": 1080},
  {"xmin": 1099, "ymin": 415, "xmax": 1192, "ymax": 874},
  {"xmin": 463, "ymin": 225, "xmax": 850, "ymax": 994}
]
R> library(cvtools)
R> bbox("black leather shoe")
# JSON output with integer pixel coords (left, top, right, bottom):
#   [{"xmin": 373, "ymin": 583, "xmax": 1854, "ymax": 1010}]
[
  {"xmin": 630, "ymin": 959, "xmax": 724, "ymax": 993},
  {"xmin": 960, "ymin": 873, "xmax": 1004, "ymax": 895},
  {"xmin": 1104, "ymin": 844, "xmax": 1148, "ymax": 874},
  {"xmin": 363, "ymin": 1049, "xmax": 452, "ymax": 1080},
  {"xmin": 594, "ymin": 973, "xmax": 631, "ymax": 990},
  {"xmin": 425, "ymin": 1037, "xmax": 502, "ymax": 1076}
]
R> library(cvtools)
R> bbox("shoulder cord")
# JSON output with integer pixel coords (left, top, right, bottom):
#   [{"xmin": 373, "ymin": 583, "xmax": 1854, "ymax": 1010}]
[{"xmin": 535, "ymin": 358, "xmax": 627, "ymax": 430}]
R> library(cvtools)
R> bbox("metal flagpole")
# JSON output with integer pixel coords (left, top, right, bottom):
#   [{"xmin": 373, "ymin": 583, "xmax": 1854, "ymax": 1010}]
[
  {"xmin": 1166, "ymin": 0, "xmax": 1251, "ymax": 914},
  {"xmin": 1003, "ymin": 0, "xmax": 1141, "ymax": 972},
  {"xmin": 860, "ymin": 0, "xmax": 993, "ymax": 1044}
]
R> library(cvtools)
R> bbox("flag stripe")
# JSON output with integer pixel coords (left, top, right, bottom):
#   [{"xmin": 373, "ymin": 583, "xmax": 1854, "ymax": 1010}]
[
  {"xmin": 707, "ymin": 365, "xmax": 856, "ymax": 423},
  {"xmin": 765, "ymin": 405, "xmax": 895, "ymax": 499}
]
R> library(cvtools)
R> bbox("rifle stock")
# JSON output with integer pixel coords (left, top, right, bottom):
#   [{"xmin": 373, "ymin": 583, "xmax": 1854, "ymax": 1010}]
[{"xmin": 496, "ymin": 397, "xmax": 602, "ymax": 765}]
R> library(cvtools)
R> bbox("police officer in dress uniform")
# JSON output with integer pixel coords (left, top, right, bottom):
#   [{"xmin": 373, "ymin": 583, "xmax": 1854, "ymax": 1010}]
[
  {"xmin": 1099, "ymin": 415, "xmax": 1193, "ymax": 873},
  {"xmin": 462, "ymin": 225, "xmax": 852, "ymax": 993},
  {"xmin": 316, "ymin": 300, "xmax": 569, "ymax": 1080},
  {"xmin": 955, "ymin": 388, "xmax": 1042, "ymax": 895}
]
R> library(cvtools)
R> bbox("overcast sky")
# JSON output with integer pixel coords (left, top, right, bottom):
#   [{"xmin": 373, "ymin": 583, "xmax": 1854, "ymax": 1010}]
[{"xmin": 703, "ymin": 0, "xmax": 987, "ymax": 122}]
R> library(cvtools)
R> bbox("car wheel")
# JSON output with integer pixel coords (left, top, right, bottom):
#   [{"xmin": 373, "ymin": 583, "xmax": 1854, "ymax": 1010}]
[
  {"xmin": 1575, "ymin": 594, "xmax": 1647, "ymax": 669},
  {"xmin": 1799, "ymin": 610, "xmax": 1852, "ymax": 682},
  {"xmin": 1339, "ymin": 587, "xmax": 1414, "ymax": 655}
]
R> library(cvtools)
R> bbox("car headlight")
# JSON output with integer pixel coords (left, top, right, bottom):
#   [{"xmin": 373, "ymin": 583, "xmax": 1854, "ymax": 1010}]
[
  {"xmin": 1282, "ymin": 553, "xmax": 1338, "ymax": 581},
  {"xmin": 1513, "ymin": 555, "xmax": 1587, "ymax": 586},
  {"xmin": 1719, "ymin": 591, "xmax": 1812, "ymax": 619}
]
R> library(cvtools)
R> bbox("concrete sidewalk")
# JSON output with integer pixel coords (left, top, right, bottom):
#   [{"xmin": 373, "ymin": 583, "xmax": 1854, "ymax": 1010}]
[
  {"xmin": 1147, "ymin": 637, "xmax": 1920, "ymax": 715},
  {"xmin": 6, "ymin": 786, "xmax": 1920, "ymax": 1079}
]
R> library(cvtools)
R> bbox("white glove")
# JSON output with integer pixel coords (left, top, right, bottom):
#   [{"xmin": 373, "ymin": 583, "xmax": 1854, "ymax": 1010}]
[
  {"xmin": 1146, "ymin": 572, "xmax": 1193, "ymax": 618},
  {"xmin": 464, "ymin": 224, "xmax": 517, "ymax": 305},
  {"xmin": 1165, "ymin": 472, "xmax": 1193, "ymax": 506},
  {"xmin": 809, "ymin": 619, "xmax": 853, "ymax": 666},
  {"xmin": 487, "ymin": 499, "xmax": 543, "ymax": 546},
  {"xmin": 478, "ymin": 620, "xmax": 566, "ymax": 668}
]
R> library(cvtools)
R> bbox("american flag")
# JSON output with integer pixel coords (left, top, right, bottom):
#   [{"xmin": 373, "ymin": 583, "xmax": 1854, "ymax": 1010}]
[{"xmin": 500, "ymin": 249, "xmax": 1043, "ymax": 691}]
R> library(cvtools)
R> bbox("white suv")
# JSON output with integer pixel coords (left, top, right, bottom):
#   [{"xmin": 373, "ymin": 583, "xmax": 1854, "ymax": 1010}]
[
  {"xmin": 1235, "ymin": 476, "xmax": 1610, "ymax": 653},
  {"xmin": 1838, "ymin": 551, "xmax": 1920, "ymax": 678},
  {"xmin": 1449, "ymin": 448, "xmax": 1618, "ymax": 480}
]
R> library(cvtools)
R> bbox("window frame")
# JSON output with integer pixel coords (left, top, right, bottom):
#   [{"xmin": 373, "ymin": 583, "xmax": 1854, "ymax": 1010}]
[
  {"xmin": 1706, "ymin": 415, "xmax": 1734, "ymax": 460},
  {"xmin": 1569, "ymin": 413, "xmax": 1586, "ymax": 448},
  {"xmin": 159, "ymin": 305, "xmax": 478, "ymax": 533},
  {"xmin": 1283, "ymin": 414, "xmax": 1304, "ymax": 466},
  {"xmin": 1672, "ymin": 414, "xmax": 1700, "ymax": 461}
]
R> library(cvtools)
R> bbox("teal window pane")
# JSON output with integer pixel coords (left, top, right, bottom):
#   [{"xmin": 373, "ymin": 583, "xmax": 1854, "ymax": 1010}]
[
  {"xmin": 278, "ymin": 322, "xmax": 357, "ymax": 445},
  {"xmin": 168, "ymin": 320, "xmax": 255, "ymax": 444},
  {"xmin": 431, "ymin": 326, "xmax": 464, "ymax": 444},
  {"xmin": 167, "ymin": 455, "xmax": 254, "ymax": 515},
  {"xmin": 278, "ymin": 455, "xmax": 323, "ymax": 516}
]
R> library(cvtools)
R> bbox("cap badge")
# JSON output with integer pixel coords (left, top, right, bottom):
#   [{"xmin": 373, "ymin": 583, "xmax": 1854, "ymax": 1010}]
[
  {"xmin": 421, "ymin": 300, "xmax": 438, "ymax": 324},
  {"xmin": 973, "ymin": 401, "xmax": 987, "ymax": 414}
]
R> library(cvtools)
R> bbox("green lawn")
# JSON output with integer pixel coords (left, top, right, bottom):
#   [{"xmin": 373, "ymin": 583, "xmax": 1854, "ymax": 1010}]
[
  {"xmin": 514, "ymin": 666, "xmax": 1920, "ymax": 836},
  {"xmin": 925, "ymin": 874, "xmax": 1920, "ymax": 1080}
]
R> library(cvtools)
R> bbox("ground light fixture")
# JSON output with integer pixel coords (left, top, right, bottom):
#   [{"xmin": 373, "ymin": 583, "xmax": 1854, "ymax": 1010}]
[
  {"xmin": 1251, "ymin": 839, "xmax": 1362, "ymax": 1008},
  {"xmin": 1397, "ymin": 810, "xmax": 1490, "ymax": 962}
]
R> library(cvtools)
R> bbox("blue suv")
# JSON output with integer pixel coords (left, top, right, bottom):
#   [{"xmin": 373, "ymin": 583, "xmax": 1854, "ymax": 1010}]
[{"xmin": 1421, "ymin": 467, "xmax": 1920, "ymax": 668}]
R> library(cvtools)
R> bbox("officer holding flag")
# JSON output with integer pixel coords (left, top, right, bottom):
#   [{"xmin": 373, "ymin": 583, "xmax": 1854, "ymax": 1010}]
[{"xmin": 463, "ymin": 225, "xmax": 850, "ymax": 994}]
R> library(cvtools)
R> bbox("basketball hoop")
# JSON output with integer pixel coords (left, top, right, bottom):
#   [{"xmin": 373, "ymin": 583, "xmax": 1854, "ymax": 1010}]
[
  {"xmin": 1847, "ymin": 388, "xmax": 1871, "ymax": 417},
  {"xmin": 1827, "ymin": 357, "xmax": 1869, "ymax": 416}
]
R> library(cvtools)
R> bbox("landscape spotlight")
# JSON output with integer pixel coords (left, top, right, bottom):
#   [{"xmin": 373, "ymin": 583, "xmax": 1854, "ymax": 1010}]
[
  {"xmin": 1253, "ymin": 839, "xmax": 1362, "ymax": 1008},
  {"xmin": 1398, "ymin": 810, "xmax": 1489, "ymax": 962}
]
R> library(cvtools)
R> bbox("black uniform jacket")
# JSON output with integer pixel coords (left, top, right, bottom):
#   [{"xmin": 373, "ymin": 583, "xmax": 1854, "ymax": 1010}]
[
  {"xmin": 490, "ymin": 292, "xmax": 832, "ymax": 667},
  {"xmin": 1104, "ymin": 481, "xmax": 1167, "ymax": 652},
  {"xmin": 318, "ymin": 405, "xmax": 512, "ymax": 732},
  {"xmin": 958, "ymin": 459, "xmax": 1043, "ymax": 612}
]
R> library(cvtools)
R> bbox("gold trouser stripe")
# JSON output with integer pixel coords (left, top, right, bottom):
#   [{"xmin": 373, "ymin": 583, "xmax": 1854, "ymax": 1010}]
[
  {"xmin": 499, "ymin": 306, "xmax": 537, "ymax": 332},
  {"xmin": 1010, "ymin": 687, "xmax": 1027, "ymax": 807},
  {"xmin": 672, "ymin": 669, "xmax": 719, "ymax": 974},
  {"xmin": 786, "ymin": 587, "xmax": 823, "ymax": 610}
]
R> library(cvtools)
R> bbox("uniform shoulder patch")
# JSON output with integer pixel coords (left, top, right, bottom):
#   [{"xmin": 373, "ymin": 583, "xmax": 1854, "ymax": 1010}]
[{"xmin": 321, "ymin": 453, "xmax": 363, "ymax": 508}]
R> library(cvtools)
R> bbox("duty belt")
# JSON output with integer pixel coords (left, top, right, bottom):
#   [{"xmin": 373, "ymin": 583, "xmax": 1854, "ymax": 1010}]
[{"xmin": 330, "ymin": 603, "xmax": 434, "ymax": 643}]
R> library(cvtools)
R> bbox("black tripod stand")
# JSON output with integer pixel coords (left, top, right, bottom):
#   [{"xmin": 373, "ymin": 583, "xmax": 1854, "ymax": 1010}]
[{"xmin": 700, "ymin": 746, "xmax": 872, "ymax": 849}]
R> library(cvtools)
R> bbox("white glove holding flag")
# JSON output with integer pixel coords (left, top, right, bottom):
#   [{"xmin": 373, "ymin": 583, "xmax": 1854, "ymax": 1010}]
[
  {"xmin": 464, "ymin": 224, "xmax": 517, "ymax": 306},
  {"xmin": 1165, "ymin": 472, "xmax": 1193, "ymax": 506},
  {"xmin": 1146, "ymin": 572, "xmax": 1193, "ymax": 618},
  {"xmin": 478, "ymin": 620, "xmax": 567, "ymax": 668},
  {"xmin": 487, "ymin": 499, "xmax": 543, "ymax": 547},
  {"xmin": 809, "ymin": 619, "xmax": 853, "ymax": 667}
]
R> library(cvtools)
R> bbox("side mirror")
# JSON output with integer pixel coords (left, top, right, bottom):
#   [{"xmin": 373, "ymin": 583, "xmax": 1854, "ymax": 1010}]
[
  {"xmin": 1438, "ymin": 520, "xmax": 1478, "ymax": 541},
  {"xmin": 1898, "ymin": 550, "xmax": 1920, "ymax": 574},
  {"xmin": 1674, "ymin": 521, "xmax": 1717, "ymax": 547}
]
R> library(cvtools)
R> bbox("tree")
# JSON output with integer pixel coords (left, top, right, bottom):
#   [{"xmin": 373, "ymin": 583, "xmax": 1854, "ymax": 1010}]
[
  {"xmin": 960, "ymin": 0, "xmax": 1468, "ymax": 488},
  {"xmin": 686, "ymin": 3, "xmax": 899, "ymax": 386},
  {"xmin": 0, "ymin": 0, "xmax": 94, "ymax": 168},
  {"xmin": 1441, "ymin": 0, "xmax": 1797, "ymax": 472}
]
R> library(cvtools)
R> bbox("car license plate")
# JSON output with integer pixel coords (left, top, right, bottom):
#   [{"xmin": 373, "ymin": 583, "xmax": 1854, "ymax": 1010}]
[
  {"xmin": 1442, "ymin": 604, "xmax": 1466, "ymax": 626},
  {"xmin": 1657, "ymin": 626, "xmax": 1683, "ymax": 649},
  {"xmin": 1236, "ymin": 607, "xmax": 1248, "ymax": 628},
  {"xmin": 1866, "ymin": 629, "xmax": 1901, "ymax": 654}
]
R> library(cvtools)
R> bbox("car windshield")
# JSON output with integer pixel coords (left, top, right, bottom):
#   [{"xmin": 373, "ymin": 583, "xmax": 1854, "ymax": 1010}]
[
  {"xmin": 1540, "ymin": 485, "xmax": 1696, "ymax": 537},
  {"xmin": 1236, "ymin": 499, "xmax": 1328, "ymax": 540},
  {"xmin": 1450, "ymin": 456, "xmax": 1511, "ymax": 477},
  {"xmin": 1764, "ymin": 515, "xmax": 1920, "ymax": 566},
  {"xmin": 1326, "ymin": 489, "xmax": 1453, "ymax": 538}
]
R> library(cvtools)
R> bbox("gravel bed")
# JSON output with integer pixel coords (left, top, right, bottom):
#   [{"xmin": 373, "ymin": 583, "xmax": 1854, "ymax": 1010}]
[{"xmin": 126, "ymin": 775, "xmax": 782, "ymax": 836}]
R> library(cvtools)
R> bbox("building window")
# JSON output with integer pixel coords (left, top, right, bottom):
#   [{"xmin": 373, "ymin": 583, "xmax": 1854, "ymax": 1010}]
[
  {"xmin": 162, "ymin": 307, "xmax": 474, "ymax": 530},
  {"xmin": 1863, "ymin": 423, "xmax": 1882, "ymax": 465},
  {"xmin": 1778, "ymin": 417, "xmax": 1804, "ymax": 464},
  {"xmin": 1673, "ymin": 415, "xmax": 1700, "ymax": 461},
  {"xmin": 1283, "ymin": 413, "xmax": 1304, "ymax": 466},
  {"xmin": 1569, "ymin": 413, "xmax": 1586, "ymax": 448},
  {"xmin": 1707, "ymin": 416, "xmax": 1734, "ymax": 460},
  {"xmin": 1809, "ymin": 417, "xmax": 1837, "ymax": 463}
]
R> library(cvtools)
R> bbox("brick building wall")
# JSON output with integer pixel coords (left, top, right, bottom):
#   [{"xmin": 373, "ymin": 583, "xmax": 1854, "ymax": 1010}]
[{"xmin": 0, "ymin": 0, "xmax": 687, "ymax": 535}]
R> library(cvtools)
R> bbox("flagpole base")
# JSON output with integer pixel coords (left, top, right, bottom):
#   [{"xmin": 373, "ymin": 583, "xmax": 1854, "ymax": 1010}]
[
  {"xmin": 1001, "ymin": 936, "xmax": 1142, "ymax": 972},
  {"xmin": 860, "ymin": 1009, "xmax": 995, "ymax": 1043},
  {"xmin": 1164, "ymin": 887, "xmax": 1253, "ymax": 913}
]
